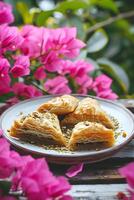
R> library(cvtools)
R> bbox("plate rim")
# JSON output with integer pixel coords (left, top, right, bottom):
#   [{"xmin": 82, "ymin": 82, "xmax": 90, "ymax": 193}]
[{"xmin": 0, "ymin": 94, "xmax": 134, "ymax": 159}]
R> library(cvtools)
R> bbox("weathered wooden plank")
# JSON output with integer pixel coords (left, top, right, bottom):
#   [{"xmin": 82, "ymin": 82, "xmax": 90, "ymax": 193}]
[
  {"xmin": 50, "ymin": 156, "xmax": 133, "ymax": 184},
  {"xmin": 68, "ymin": 168, "xmax": 124, "ymax": 184},
  {"xmin": 69, "ymin": 184, "xmax": 130, "ymax": 199}
]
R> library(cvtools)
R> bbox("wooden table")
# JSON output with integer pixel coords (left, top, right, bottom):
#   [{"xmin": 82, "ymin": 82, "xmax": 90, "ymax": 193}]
[
  {"xmin": 50, "ymin": 140, "xmax": 133, "ymax": 199},
  {"xmin": 0, "ymin": 100, "xmax": 134, "ymax": 199}
]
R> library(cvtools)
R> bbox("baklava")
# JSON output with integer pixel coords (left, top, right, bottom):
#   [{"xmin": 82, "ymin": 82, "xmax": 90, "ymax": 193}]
[
  {"xmin": 68, "ymin": 121, "xmax": 115, "ymax": 150},
  {"xmin": 61, "ymin": 98, "xmax": 114, "ymax": 129},
  {"xmin": 37, "ymin": 95, "xmax": 79, "ymax": 115},
  {"xmin": 10, "ymin": 112, "xmax": 66, "ymax": 146}
]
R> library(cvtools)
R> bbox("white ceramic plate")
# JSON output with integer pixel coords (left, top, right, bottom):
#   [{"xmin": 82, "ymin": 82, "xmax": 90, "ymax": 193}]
[{"xmin": 0, "ymin": 95, "xmax": 134, "ymax": 164}]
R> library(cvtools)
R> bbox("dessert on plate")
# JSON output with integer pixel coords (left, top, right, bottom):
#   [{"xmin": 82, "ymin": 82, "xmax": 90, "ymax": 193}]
[
  {"xmin": 61, "ymin": 97, "xmax": 114, "ymax": 129},
  {"xmin": 38, "ymin": 95, "xmax": 79, "ymax": 115},
  {"xmin": 68, "ymin": 121, "xmax": 115, "ymax": 150},
  {"xmin": 9, "ymin": 95, "xmax": 116, "ymax": 151},
  {"xmin": 10, "ymin": 111, "xmax": 66, "ymax": 146}
]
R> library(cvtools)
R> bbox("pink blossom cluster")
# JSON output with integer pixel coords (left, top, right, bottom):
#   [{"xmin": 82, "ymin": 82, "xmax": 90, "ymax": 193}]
[
  {"xmin": 93, "ymin": 74, "xmax": 118, "ymax": 99},
  {"xmin": 0, "ymin": 2, "xmax": 14, "ymax": 25},
  {"xmin": 118, "ymin": 162, "xmax": 134, "ymax": 200},
  {"xmin": 0, "ymin": 130, "xmax": 72, "ymax": 200},
  {"xmin": 0, "ymin": 2, "xmax": 117, "ymax": 105}
]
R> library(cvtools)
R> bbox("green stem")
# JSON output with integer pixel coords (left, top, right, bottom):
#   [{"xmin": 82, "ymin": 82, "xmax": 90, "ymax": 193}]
[
  {"xmin": 30, "ymin": 81, "xmax": 48, "ymax": 95},
  {"xmin": 87, "ymin": 10, "xmax": 134, "ymax": 34}
]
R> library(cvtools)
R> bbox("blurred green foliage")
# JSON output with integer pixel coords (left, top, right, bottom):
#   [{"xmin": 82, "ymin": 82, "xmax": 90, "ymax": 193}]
[{"xmin": 4, "ymin": 0, "xmax": 134, "ymax": 98}]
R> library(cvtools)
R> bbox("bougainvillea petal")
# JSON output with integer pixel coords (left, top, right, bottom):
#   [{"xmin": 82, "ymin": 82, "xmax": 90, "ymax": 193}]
[
  {"xmin": 118, "ymin": 162, "xmax": 134, "ymax": 200},
  {"xmin": 66, "ymin": 163, "xmax": 84, "ymax": 178},
  {"xmin": 119, "ymin": 162, "xmax": 134, "ymax": 189},
  {"xmin": 44, "ymin": 76, "xmax": 71, "ymax": 95},
  {"xmin": 12, "ymin": 83, "xmax": 42, "ymax": 99},
  {"xmin": 0, "ymin": 129, "xmax": 3, "ymax": 137},
  {"xmin": 0, "ymin": 2, "xmax": 14, "ymax": 25}
]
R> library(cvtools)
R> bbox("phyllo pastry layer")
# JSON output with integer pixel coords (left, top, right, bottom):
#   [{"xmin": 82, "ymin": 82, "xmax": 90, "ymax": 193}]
[
  {"xmin": 61, "ymin": 98, "xmax": 114, "ymax": 129},
  {"xmin": 68, "ymin": 121, "xmax": 115, "ymax": 150},
  {"xmin": 10, "ymin": 112, "xmax": 66, "ymax": 146},
  {"xmin": 37, "ymin": 95, "xmax": 79, "ymax": 115}
]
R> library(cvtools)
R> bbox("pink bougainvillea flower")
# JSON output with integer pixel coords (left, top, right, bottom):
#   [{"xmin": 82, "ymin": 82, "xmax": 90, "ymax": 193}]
[
  {"xmin": 34, "ymin": 66, "xmax": 46, "ymax": 80},
  {"xmin": 0, "ymin": 137, "xmax": 71, "ymax": 199},
  {"xmin": 0, "ymin": 2, "xmax": 14, "ymax": 25},
  {"xmin": 0, "ymin": 138, "xmax": 12, "ymax": 178},
  {"xmin": 97, "ymin": 89, "xmax": 118, "ymax": 100},
  {"xmin": 0, "ymin": 190, "xmax": 16, "ymax": 200},
  {"xmin": 20, "ymin": 155, "xmax": 35, "ymax": 167},
  {"xmin": 70, "ymin": 60, "xmax": 93, "ymax": 78},
  {"xmin": 58, "ymin": 60, "xmax": 73, "ymax": 75},
  {"xmin": 66, "ymin": 163, "xmax": 84, "ymax": 178},
  {"xmin": 76, "ymin": 75, "xmax": 93, "ymax": 88},
  {"xmin": 11, "ymin": 55, "xmax": 30, "ymax": 78},
  {"xmin": 93, "ymin": 74, "xmax": 112, "ymax": 91},
  {"xmin": 0, "ymin": 58, "xmax": 11, "ymax": 95},
  {"xmin": 41, "ymin": 51, "xmax": 62, "ymax": 72},
  {"xmin": 12, "ymin": 82, "xmax": 42, "ymax": 99},
  {"xmin": 119, "ymin": 162, "xmax": 134, "ymax": 194},
  {"xmin": 48, "ymin": 176, "xmax": 71, "ymax": 198},
  {"xmin": 13, "ymin": 158, "xmax": 71, "ymax": 200},
  {"xmin": 76, "ymin": 75, "xmax": 93, "ymax": 94},
  {"xmin": 20, "ymin": 25, "xmax": 49, "ymax": 58},
  {"xmin": 93, "ymin": 74, "xmax": 118, "ymax": 100},
  {"xmin": 58, "ymin": 60, "xmax": 93, "ymax": 80},
  {"xmin": 46, "ymin": 27, "xmax": 85, "ymax": 59},
  {"xmin": 0, "ymin": 138, "xmax": 21, "ymax": 178},
  {"xmin": 21, "ymin": 26, "xmax": 85, "ymax": 60},
  {"xmin": 20, "ymin": 25, "xmax": 40, "ymax": 57},
  {"xmin": 44, "ymin": 76, "xmax": 71, "ymax": 95},
  {"xmin": 0, "ymin": 129, "xmax": 3, "ymax": 137},
  {"xmin": 0, "ymin": 24, "xmax": 24, "ymax": 54},
  {"xmin": 12, "ymin": 155, "xmax": 35, "ymax": 191}
]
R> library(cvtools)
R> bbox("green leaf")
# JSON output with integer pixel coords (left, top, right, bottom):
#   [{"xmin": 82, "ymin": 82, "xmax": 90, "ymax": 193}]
[
  {"xmin": 60, "ymin": 15, "xmax": 85, "ymax": 40},
  {"xmin": 87, "ymin": 29, "xmax": 108, "ymax": 53},
  {"xmin": 5, "ymin": 0, "xmax": 37, "ymax": 7},
  {"xmin": 90, "ymin": 0, "xmax": 118, "ymax": 13},
  {"xmin": 55, "ymin": 0, "xmax": 89, "ymax": 13},
  {"xmin": 0, "ymin": 92, "xmax": 14, "ymax": 103},
  {"xmin": 35, "ymin": 10, "xmax": 54, "ymax": 26},
  {"xmin": 0, "ymin": 180, "xmax": 11, "ymax": 195},
  {"xmin": 97, "ymin": 58, "xmax": 129, "ymax": 93},
  {"xmin": 76, "ymin": 50, "xmax": 87, "ymax": 60},
  {"xmin": 16, "ymin": 2, "xmax": 34, "ymax": 24},
  {"xmin": 86, "ymin": 58, "xmax": 100, "ymax": 70}
]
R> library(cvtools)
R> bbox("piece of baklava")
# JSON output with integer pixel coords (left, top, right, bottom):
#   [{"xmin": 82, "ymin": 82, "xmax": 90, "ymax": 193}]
[
  {"xmin": 10, "ymin": 112, "xmax": 66, "ymax": 146},
  {"xmin": 61, "ymin": 98, "xmax": 114, "ymax": 129},
  {"xmin": 68, "ymin": 121, "xmax": 115, "ymax": 150},
  {"xmin": 37, "ymin": 95, "xmax": 79, "ymax": 115}
]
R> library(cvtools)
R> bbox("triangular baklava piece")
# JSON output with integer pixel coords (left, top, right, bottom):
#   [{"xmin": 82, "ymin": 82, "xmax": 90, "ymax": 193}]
[
  {"xmin": 37, "ymin": 95, "xmax": 79, "ymax": 115},
  {"xmin": 10, "ymin": 112, "xmax": 66, "ymax": 146},
  {"xmin": 61, "ymin": 98, "xmax": 114, "ymax": 129},
  {"xmin": 68, "ymin": 121, "xmax": 115, "ymax": 150}
]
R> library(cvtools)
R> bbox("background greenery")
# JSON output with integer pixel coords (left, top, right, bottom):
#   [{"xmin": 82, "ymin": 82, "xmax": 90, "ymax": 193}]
[{"xmin": 4, "ymin": 0, "xmax": 134, "ymax": 98}]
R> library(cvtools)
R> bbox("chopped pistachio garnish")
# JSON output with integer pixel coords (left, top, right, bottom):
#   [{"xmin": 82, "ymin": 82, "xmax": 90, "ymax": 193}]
[
  {"xmin": 122, "ymin": 132, "xmax": 127, "ymax": 138},
  {"xmin": 114, "ymin": 131, "xmax": 121, "ymax": 139}
]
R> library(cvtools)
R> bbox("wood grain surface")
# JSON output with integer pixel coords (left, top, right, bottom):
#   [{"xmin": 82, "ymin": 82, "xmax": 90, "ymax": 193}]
[{"xmin": 69, "ymin": 184, "xmax": 130, "ymax": 199}]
